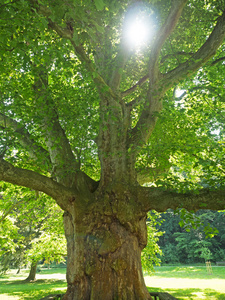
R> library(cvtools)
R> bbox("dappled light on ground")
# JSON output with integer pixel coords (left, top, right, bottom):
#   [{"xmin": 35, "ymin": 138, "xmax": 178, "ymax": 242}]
[
  {"xmin": 1, "ymin": 267, "xmax": 225, "ymax": 299},
  {"xmin": 0, "ymin": 269, "xmax": 66, "ymax": 300}
]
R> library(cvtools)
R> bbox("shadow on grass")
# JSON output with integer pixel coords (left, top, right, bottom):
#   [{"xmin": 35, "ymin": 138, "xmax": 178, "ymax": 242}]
[
  {"xmin": 148, "ymin": 286, "xmax": 225, "ymax": 300},
  {"xmin": 2, "ymin": 279, "xmax": 65, "ymax": 285},
  {"xmin": 0, "ymin": 278, "xmax": 66, "ymax": 300}
]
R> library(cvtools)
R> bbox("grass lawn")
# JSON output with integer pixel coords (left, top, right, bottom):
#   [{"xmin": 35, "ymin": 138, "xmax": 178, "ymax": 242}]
[
  {"xmin": 0, "ymin": 265, "xmax": 225, "ymax": 299},
  {"xmin": 0, "ymin": 268, "xmax": 67, "ymax": 300},
  {"xmin": 145, "ymin": 265, "xmax": 225, "ymax": 299}
]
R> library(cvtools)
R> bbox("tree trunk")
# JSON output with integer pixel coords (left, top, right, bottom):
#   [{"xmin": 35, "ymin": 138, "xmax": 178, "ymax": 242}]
[
  {"xmin": 62, "ymin": 187, "xmax": 152, "ymax": 300},
  {"xmin": 25, "ymin": 261, "xmax": 37, "ymax": 282}
]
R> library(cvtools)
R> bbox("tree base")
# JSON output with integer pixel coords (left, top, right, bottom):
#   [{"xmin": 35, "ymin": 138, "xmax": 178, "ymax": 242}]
[{"xmin": 39, "ymin": 291, "xmax": 178, "ymax": 300}]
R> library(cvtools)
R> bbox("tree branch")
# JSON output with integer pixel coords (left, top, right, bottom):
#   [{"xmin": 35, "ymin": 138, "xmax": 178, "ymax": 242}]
[
  {"xmin": 138, "ymin": 186, "xmax": 225, "ymax": 213},
  {"xmin": 109, "ymin": 42, "xmax": 129, "ymax": 91},
  {"xmin": 127, "ymin": 0, "xmax": 188, "ymax": 152},
  {"xmin": 211, "ymin": 56, "xmax": 225, "ymax": 65},
  {"xmin": 122, "ymin": 75, "xmax": 148, "ymax": 97},
  {"xmin": 128, "ymin": 4, "xmax": 225, "ymax": 154},
  {"xmin": 0, "ymin": 158, "xmax": 75, "ymax": 210},
  {"xmin": 0, "ymin": 112, "xmax": 51, "ymax": 166},
  {"xmin": 125, "ymin": 95, "xmax": 145, "ymax": 111},
  {"xmin": 69, "ymin": 42, "xmax": 117, "ymax": 99},
  {"xmin": 31, "ymin": 65, "xmax": 99, "ymax": 193},
  {"xmin": 160, "ymin": 51, "xmax": 194, "ymax": 64},
  {"xmin": 163, "ymin": 8, "xmax": 225, "ymax": 88},
  {"xmin": 32, "ymin": 65, "xmax": 79, "ymax": 185},
  {"xmin": 29, "ymin": 0, "xmax": 118, "ymax": 100},
  {"xmin": 149, "ymin": 0, "xmax": 188, "ymax": 83}
]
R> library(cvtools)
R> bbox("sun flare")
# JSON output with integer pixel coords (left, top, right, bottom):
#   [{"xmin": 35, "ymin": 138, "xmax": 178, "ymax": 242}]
[
  {"xmin": 127, "ymin": 19, "xmax": 149, "ymax": 47},
  {"xmin": 123, "ymin": 5, "xmax": 156, "ymax": 50}
]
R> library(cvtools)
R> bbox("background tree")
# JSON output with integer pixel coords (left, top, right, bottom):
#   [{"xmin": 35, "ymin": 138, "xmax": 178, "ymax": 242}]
[
  {"xmin": 0, "ymin": 187, "xmax": 66, "ymax": 280},
  {"xmin": 0, "ymin": 0, "xmax": 225, "ymax": 299},
  {"xmin": 158, "ymin": 209, "xmax": 225, "ymax": 264}
]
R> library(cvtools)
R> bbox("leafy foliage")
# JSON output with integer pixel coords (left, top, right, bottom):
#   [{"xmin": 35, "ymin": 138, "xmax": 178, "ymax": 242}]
[
  {"xmin": 158, "ymin": 209, "xmax": 225, "ymax": 264},
  {"xmin": 0, "ymin": 187, "xmax": 66, "ymax": 274},
  {"xmin": 141, "ymin": 211, "xmax": 164, "ymax": 273}
]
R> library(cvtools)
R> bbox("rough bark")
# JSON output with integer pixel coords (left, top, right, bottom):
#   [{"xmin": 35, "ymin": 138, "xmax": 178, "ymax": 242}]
[
  {"xmin": 138, "ymin": 187, "xmax": 225, "ymax": 213},
  {"xmin": 0, "ymin": 158, "xmax": 75, "ymax": 211},
  {"xmin": 62, "ymin": 187, "xmax": 152, "ymax": 300}
]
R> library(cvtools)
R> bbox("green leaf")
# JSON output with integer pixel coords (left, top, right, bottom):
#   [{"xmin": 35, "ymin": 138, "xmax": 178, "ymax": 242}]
[
  {"xmin": 72, "ymin": 31, "xmax": 79, "ymax": 45},
  {"xmin": 96, "ymin": 24, "xmax": 104, "ymax": 33},
  {"xmin": 94, "ymin": 0, "xmax": 105, "ymax": 11}
]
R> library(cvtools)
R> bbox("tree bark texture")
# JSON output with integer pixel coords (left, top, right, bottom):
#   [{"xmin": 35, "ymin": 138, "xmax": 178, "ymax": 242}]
[{"xmin": 62, "ymin": 188, "xmax": 152, "ymax": 300}]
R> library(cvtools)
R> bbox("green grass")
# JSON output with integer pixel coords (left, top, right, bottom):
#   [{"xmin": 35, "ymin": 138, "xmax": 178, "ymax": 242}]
[
  {"xmin": 0, "ymin": 268, "xmax": 67, "ymax": 300},
  {"xmin": 0, "ymin": 266, "xmax": 225, "ymax": 299},
  {"xmin": 145, "ymin": 265, "xmax": 225, "ymax": 299},
  {"xmin": 149, "ymin": 265, "xmax": 225, "ymax": 279}
]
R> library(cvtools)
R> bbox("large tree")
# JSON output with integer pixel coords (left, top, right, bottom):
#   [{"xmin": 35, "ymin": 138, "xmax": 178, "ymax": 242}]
[{"xmin": 0, "ymin": 0, "xmax": 225, "ymax": 299}]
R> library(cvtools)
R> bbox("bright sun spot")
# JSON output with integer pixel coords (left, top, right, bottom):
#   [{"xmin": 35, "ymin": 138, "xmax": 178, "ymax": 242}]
[
  {"xmin": 123, "ymin": 5, "xmax": 156, "ymax": 50},
  {"xmin": 126, "ymin": 19, "xmax": 149, "ymax": 47}
]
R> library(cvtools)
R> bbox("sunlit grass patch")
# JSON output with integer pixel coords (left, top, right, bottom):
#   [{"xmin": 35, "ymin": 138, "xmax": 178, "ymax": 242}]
[
  {"xmin": 146, "ymin": 265, "xmax": 225, "ymax": 299},
  {"xmin": 0, "ymin": 268, "xmax": 67, "ymax": 300},
  {"xmin": 1, "ymin": 266, "xmax": 225, "ymax": 299},
  {"xmin": 151, "ymin": 265, "xmax": 225, "ymax": 279}
]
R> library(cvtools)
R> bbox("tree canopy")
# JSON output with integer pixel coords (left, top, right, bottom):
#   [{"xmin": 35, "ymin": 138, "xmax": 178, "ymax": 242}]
[
  {"xmin": 0, "ymin": 0, "xmax": 225, "ymax": 299},
  {"xmin": 0, "ymin": 0, "xmax": 225, "ymax": 207}
]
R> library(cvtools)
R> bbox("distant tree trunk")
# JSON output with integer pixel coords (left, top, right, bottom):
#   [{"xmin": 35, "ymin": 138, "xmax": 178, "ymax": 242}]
[
  {"xmin": 25, "ymin": 261, "xmax": 37, "ymax": 282},
  {"xmin": 62, "ymin": 186, "xmax": 152, "ymax": 300}
]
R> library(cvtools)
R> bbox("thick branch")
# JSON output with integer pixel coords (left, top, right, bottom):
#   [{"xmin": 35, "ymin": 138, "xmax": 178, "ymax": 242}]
[
  {"xmin": 122, "ymin": 75, "xmax": 148, "ymax": 97},
  {"xmin": 129, "ymin": 4, "xmax": 225, "ymax": 154},
  {"xmin": 149, "ymin": 0, "xmax": 188, "ymax": 82},
  {"xmin": 136, "ymin": 166, "xmax": 170, "ymax": 186},
  {"xmin": 127, "ymin": 1, "xmax": 188, "ymax": 152},
  {"xmin": 29, "ymin": 0, "xmax": 117, "ymax": 100},
  {"xmin": 32, "ymin": 65, "xmax": 79, "ymax": 185},
  {"xmin": 32, "ymin": 65, "xmax": 98, "ymax": 193},
  {"xmin": 138, "ymin": 186, "xmax": 225, "ymax": 213},
  {"xmin": 128, "ymin": 83, "xmax": 163, "ymax": 152},
  {"xmin": 69, "ymin": 42, "xmax": 117, "ymax": 100},
  {"xmin": 109, "ymin": 42, "xmax": 129, "ymax": 91},
  {"xmin": 160, "ymin": 51, "xmax": 194, "ymax": 64},
  {"xmin": 163, "ymin": 8, "xmax": 225, "ymax": 88},
  {"xmin": 0, "ymin": 158, "xmax": 75, "ymax": 210},
  {"xmin": 0, "ymin": 112, "xmax": 51, "ymax": 166}
]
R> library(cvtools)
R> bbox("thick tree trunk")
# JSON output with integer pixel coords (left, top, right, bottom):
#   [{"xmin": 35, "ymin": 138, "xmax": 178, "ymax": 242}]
[
  {"xmin": 62, "ymin": 188, "xmax": 152, "ymax": 300},
  {"xmin": 25, "ymin": 261, "xmax": 37, "ymax": 281}
]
